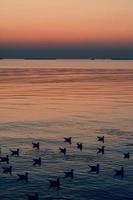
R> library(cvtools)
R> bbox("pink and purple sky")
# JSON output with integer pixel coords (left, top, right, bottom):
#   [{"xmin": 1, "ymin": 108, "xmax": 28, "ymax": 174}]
[{"xmin": 1, "ymin": 0, "xmax": 133, "ymax": 58}]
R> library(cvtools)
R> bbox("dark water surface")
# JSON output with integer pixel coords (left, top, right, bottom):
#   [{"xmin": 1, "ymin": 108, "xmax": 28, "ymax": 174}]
[{"xmin": 0, "ymin": 60, "xmax": 133, "ymax": 200}]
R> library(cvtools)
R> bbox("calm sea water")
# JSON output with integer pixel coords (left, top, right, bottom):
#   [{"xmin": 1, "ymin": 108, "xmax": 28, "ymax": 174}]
[{"xmin": 0, "ymin": 59, "xmax": 133, "ymax": 200}]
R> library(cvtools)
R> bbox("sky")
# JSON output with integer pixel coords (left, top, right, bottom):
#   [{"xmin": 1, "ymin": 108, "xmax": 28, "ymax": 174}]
[{"xmin": 0, "ymin": 0, "xmax": 133, "ymax": 58}]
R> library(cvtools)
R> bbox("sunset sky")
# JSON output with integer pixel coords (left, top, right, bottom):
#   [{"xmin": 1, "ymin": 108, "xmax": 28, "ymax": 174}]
[{"xmin": 1, "ymin": 0, "xmax": 133, "ymax": 58}]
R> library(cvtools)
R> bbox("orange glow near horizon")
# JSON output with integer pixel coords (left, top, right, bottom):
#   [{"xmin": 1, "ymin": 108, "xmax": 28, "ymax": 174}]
[{"xmin": 1, "ymin": 0, "xmax": 133, "ymax": 47}]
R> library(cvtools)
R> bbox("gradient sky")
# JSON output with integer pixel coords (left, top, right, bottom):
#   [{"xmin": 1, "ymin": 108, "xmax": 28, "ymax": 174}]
[{"xmin": 1, "ymin": 0, "xmax": 133, "ymax": 58}]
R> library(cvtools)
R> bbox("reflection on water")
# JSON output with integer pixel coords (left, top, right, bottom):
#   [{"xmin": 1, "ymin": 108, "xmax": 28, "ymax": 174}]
[{"xmin": 0, "ymin": 60, "xmax": 133, "ymax": 200}]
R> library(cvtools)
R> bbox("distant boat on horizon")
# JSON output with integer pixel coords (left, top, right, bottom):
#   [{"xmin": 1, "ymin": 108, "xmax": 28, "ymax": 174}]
[{"xmin": 90, "ymin": 57, "xmax": 95, "ymax": 60}]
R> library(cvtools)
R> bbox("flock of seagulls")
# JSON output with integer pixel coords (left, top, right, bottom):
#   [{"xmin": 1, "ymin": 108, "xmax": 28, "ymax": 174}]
[{"xmin": 0, "ymin": 136, "xmax": 131, "ymax": 200}]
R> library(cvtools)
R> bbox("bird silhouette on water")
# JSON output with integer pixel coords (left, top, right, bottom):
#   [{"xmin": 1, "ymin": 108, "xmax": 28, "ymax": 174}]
[
  {"xmin": 17, "ymin": 172, "xmax": 29, "ymax": 182},
  {"xmin": 114, "ymin": 167, "xmax": 124, "ymax": 178},
  {"xmin": 64, "ymin": 137, "xmax": 72, "ymax": 144},
  {"xmin": 64, "ymin": 169, "xmax": 74, "ymax": 179},
  {"xmin": 59, "ymin": 147, "xmax": 66, "ymax": 156},
  {"xmin": 97, "ymin": 136, "xmax": 104, "ymax": 143},
  {"xmin": 2, "ymin": 166, "xmax": 12, "ymax": 176},
  {"xmin": 77, "ymin": 143, "xmax": 83, "ymax": 151},
  {"xmin": 48, "ymin": 177, "xmax": 60, "ymax": 189},
  {"xmin": 88, "ymin": 164, "xmax": 100, "ymax": 174},
  {"xmin": 26, "ymin": 192, "xmax": 39, "ymax": 200},
  {"xmin": 124, "ymin": 152, "xmax": 130, "ymax": 159},
  {"xmin": 10, "ymin": 148, "xmax": 20, "ymax": 156},
  {"xmin": 32, "ymin": 142, "xmax": 40, "ymax": 150},
  {"xmin": 33, "ymin": 157, "xmax": 41, "ymax": 166},
  {"xmin": 97, "ymin": 146, "xmax": 105, "ymax": 154},
  {"xmin": 0, "ymin": 155, "xmax": 9, "ymax": 164}
]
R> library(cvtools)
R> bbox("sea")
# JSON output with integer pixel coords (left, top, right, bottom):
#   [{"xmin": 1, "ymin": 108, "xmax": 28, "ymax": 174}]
[{"xmin": 0, "ymin": 59, "xmax": 133, "ymax": 200}]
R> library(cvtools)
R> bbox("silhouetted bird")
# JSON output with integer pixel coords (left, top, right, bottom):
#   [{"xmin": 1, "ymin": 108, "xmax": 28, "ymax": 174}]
[
  {"xmin": 97, "ymin": 136, "xmax": 104, "ymax": 143},
  {"xmin": 64, "ymin": 137, "xmax": 72, "ymax": 144},
  {"xmin": 124, "ymin": 152, "xmax": 130, "ymax": 159},
  {"xmin": 33, "ymin": 157, "xmax": 41, "ymax": 166},
  {"xmin": 27, "ymin": 193, "xmax": 39, "ymax": 200},
  {"xmin": 0, "ymin": 155, "xmax": 9, "ymax": 164},
  {"xmin": 32, "ymin": 142, "xmax": 40, "ymax": 150},
  {"xmin": 2, "ymin": 166, "xmax": 12, "ymax": 176},
  {"xmin": 10, "ymin": 148, "xmax": 20, "ymax": 156},
  {"xmin": 64, "ymin": 169, "xmax": 74, "ymax": 179},
  {"xmin": 59, "ymin": 147, "xmax": 66, "ymax": 155},
  {"xmin": 49, "ymin": 177, "xmax": 60, "ymax": 189},
  {"xmin": 17, "ymin": 172, "xmax": 29, "ymax": 182},
  {"xmin": 114, "ymin": 167, "xmax": 124, "ymax": 177},
  {"xmin": 77, "ymin": 143, "xmax": 83, "ymax": 151},
  {"xmin": 88, "ymin": 164, "xmax": 100, "ymax": 174},
  {"xmin": 97, "ymin": 146, "xmax": 105, "ymax": 154}
]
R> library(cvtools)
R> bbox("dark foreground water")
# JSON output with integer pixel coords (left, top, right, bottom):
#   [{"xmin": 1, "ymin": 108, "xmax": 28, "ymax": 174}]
[{"xmin": 0, "ymin": 60, "xmax": 133, "ymax": 200}]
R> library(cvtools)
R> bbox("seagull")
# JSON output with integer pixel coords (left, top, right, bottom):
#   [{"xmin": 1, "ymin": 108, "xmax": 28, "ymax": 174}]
[
  {"xmin": 10, "ymin": 148, "xmax": 20, "ymax": 156},
  {"xmin": 26, "ymin": 193, "xmax": 39, "ymax": 200},
  {"xmin": 64, "ymin": 169, "xmax": 74, "ymax": 179},
  {"xmin": 59, "ymin": 147, "xmax": 66, "ymax": 155},
  {"xmin": 97, "ymin": 146, "xmax": 105, "ymax": 154},
  {"xmin": 77, "ymin": 143, "xmax": 83, "ymax": 151},
  {"xmin": 2, "ymin": 166, "xmax": 12, "ymax": 176},
  {"xmin": 48, "ymin": 177, "xmax": 60, "ymax": 189},
  {"xmin": 32, "ymin": 142, "xmax": 40, "ymax": 150},
  {"xmin": 33, "ymin": 157, "xmax": 41, "ymax": 166},
  {"xmin": 17, "ymin": 172, "xmax": 29, "ymax": 182},
  {"xmin": 114, "ymin": 167, "xmax": 124, "ymax": 177},
  {"xmin": 124, "ymin": 152, "xmax": 130, "ymax": 159},
  {"xmin": 0, "ymin": 155, "xmax": 9, "ymax": 164},
  {"xmin": 88, "ymin": 164, "xmax": 100, "ymax": 174},
  {"xmin": 97, "ymin": 136, "xmax": 104, "ymax": 143},
  {"xmin": 64, "ymin": 137, "xmax": 72, "ymax": 144}
]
